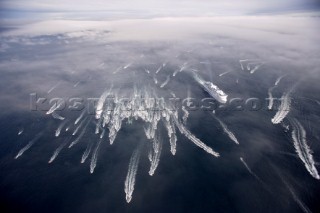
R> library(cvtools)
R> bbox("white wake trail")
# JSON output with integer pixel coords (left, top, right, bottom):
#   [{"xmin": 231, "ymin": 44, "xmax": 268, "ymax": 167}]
[
  {"xmin": 268, "ymin": 74, "xmax": 286, "ymax": 110},
  {"xmin": 275, "ymin": 74, "xmax": 286, "ymax": 86},
  {"xmin": 271, "ymin": 81, "xmax": 300, "ymax": 124},
  {"xmin": 267, "ymin": 86, "xmax": 276, "ymax": 110},
  {"xmin": 240, "ymin": 157, "xmax": 263, "ymax": 182},
  {"xmin": 113, "ymin": 66, "xmax": 122, "ymax": 74},
  {"xmin": 239, "ymin": 59, "xmax": 264, "ymax": 73},
  {"xmin": 100, "ymin": 129, "xmax": 105, "ymax": 139},
  {"xmin": 163, "ymin": 116, "xmax": 177, "ymax": 155},
  {"xmin": 55, "ymin": 120, "xmax": 68, "ymax": 137},
  {"xmin": 249, "ymin": 63, "xmax": 264, "ymax": 74},
  {"xmin": 123, "ymin": 63, "xmax": 132, "ymax": 69},
  {"xmin": 179, "ymin": 62, "xmax": 188, "ymax": 72},
  {"xmin": 48, "ymin": 137, "xmax": 70, "ymax": 163},
  {"xmin": 69, "ymin": 118, "xmax": 90, "ymax": 148},
  {"xmin": 81, "ymin": 143, "xmax": 93, "ymax": 164},
  {"xmin": 273, "ymin": 165, "xmax": 312, "ymax": 213},
  {"xmin": 283, "ymin": 179, "xmax": 312, "ymax": 213},
  {"xmin": 289, "ymin": 118, "xmax": 319, "ymax": 179},
  {"xmin": 172, "ymin": 69, "xmax": 179, "ymax": 76},
  {"xmin": 75, "ymin": 110, "xmax": 85, "ymax": 125},
  {"xmin": 125, "ymin": 145, "xmax": 142, "ymax": 203},
  {"xmin": 184, "ymin": 87, "xmax": 192, "ymax": 124},
  {"xmin": 46, "ymin": 99, "xmax": 64, "ymax": 115},
  {"xmin": 144, "ymin": 68, "xmax": 150, "ymax": 74},
  {"xmin": 124, "ymin": 63, "xmax": 132, "ymax": 69},
  {"xmin": 48, "ymin": 143, "xmax": 66, "ymax": 163},
  {"xmin": 155, "ymin": 65, "xmax": 162, "ymax": 74},
  {"xmin": 153, "ymin": 75, "xmax": 158, "ymax": 85},
  {"xmin": 52, "ymin": 112, "xmax": 65, "ymax": 120},
  {"xmin": 271, "ymin": 92, "xmax": 291, "ymax": 124},
  {"xmin": 148, "ymin": 133, "xmax": 163, "ymax": 176},
  {"xmin": 173, "ymin": 114, "xmax": 219, "ymax": 157},
  {"xmin": 95, "ymin": 118, "xmax": 102, "ymax": 134},
  {"xmin": 90, "ymin": 138, "xmax": 103, "ymax": 173},
  {"xmin": 73, "ymin": 81, "xmax": 80, "ymax": 87},
  {"xmin": 214, "ymin": 116, "xmax": 239, "ymax": 144},
  {"xmin": 160, "ymin": 75, "xmax": 170, "ymax": 88},
  {"xmin": 239, "ymin": 60, "xmax": 246, "ymax": 70},
  {"xmin": 18, "ymin": 128, "xmax": 24, "ymax": 135},
  {"xmin": 72, "ymin": 117, "xmax": 87, "ymax": 136},
  {"xmin": 182, "ymin": 106, "xmax": 189, "ymax": 125},
  {"xmin": 15, "ymin": 132, "xmax": 43, "ymax": 159},
  {"xmin": 219, "ymin": 71, "xmax": 231, "ymax": 77},
  {"xmin": 96, "ymin": 87, "xmax": 113, "ymax": 119},
  {"xmin": 173, "ymin": 62, "xmax": 188, "ymax": 76},
  {"xmin": 47, "ymin": 81, "xmax": 61, "ymax": 94}
]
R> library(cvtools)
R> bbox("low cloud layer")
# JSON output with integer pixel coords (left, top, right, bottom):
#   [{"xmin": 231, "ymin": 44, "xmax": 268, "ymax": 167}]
[{"xmin": 1, "ymin": 0, "xmax": 319, "ymax": 20}]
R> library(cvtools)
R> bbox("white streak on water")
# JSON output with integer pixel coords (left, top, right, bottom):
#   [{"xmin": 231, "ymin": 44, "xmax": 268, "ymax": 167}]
[
  {"xmin": 268, "ymin": 86, "xmax": 276, "ymax": 110},
  {"xmin": 48, "ymin": 137, "xmax": 70, "ymax": 163},
  {"xmin": 18, "ymin": 128, "xmax": 24, "ymax": 135},
  {"xmin": 123, "ymin": 63, "xmax": 132, "ymax": 69},
  {"xmin": 47, "ymin": 81, "xmax": 61, "ymax": 94},
  {"xmin": 69, "ymin": 118, "xmax": 90, "ymax": 148},
  {"xmin": 75, "ymin": 110, "xmax": 85, "ymax": 125},
  {"xmin": 155, "ymin": 66, "xmax": 162, "ymax": 74},
  {"xmin": 46, "ymin": 99, "xmax": 64, "ymax": 115},
  {"xmin": 273, "ymin": 165, "xmax": 312, "ymax": 213},
  {"xmin": 240, "ymin": 157, "xmax": 262, "ymax": 182},
  {"xmin": 113, "ymin": 66, "xmax": 122, "ymax": 74},
  {"xmin": 96, "ymin": 87, "xmax": 113, "ymax": 119},
  {"xmin": 73, "ymin": 81, "xmax": 80, "ymax": 87},
  {"xmin": 182, "ymin": 106, "xmax": 189, "ymax": 125},
  {"xmin": 52, "ymin": 112, "xmax": 65, "ymax": 120},
  {"xmin": 144, "ymin": 68, "xmax": 150, "ymax": 74},
  {"xmin": 55, "ymin": 120, "xmax": 67, "ymax": 137},
  {"xmin": 271, "ymin": 92, "xmax": 291, "ymax": 124},
  {"xmin": 153, "ymin": 75, "xmax": 158, "ymax": 85},
  {"xmin": 15, "ymin": 132, "xmax": 43, "ymax": 159},
  {"xmin": 249, "ymin": 63, "xmax": 263, "ymax": 74},
  {"xmin": 148, "ymin": 133, "xmax": 163, "ymax": 176},
  {"xmin": 81, "ymin": 143, "xmax": 92, "ymax": 164},
  {"xmin": 160, "ymin": 75, "xmax": 170, "ymax": 88},
  {"xmin": 125, "ymin": 145, "xmax": 142, "ymax": 203},
  {"xmin": 214, "ymin": 116, "xmax": 239, "ymax": 144},
  {"xmin": 219, "ymin": 71, "xmax": 231, "ymax": 77},
  {"xmin": 275, "ymin": 75, "xmax": 286, "ymax": 86},
  {"xmin": 289, "ymin": 118, "xmax": 319, "ymax": 179},
  {"xmin": 163, "ymin": 116, "xmax": 177, "ymax": 155},
  {"xmin": 72, "ymin": 117, "xmax": 87, "ymax": 136},
  {"xmin": 90, "ymin": 138, "xmax": 103, "ymax": 173},
  {"xmin": 173, "ymin": 114, "xmax": 219, "ymax": 157}
]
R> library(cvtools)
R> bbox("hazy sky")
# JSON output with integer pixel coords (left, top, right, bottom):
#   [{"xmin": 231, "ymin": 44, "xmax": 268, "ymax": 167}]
[{"xmin": 1, "ymin": 0, "xmax": 319, "ymax": 19}]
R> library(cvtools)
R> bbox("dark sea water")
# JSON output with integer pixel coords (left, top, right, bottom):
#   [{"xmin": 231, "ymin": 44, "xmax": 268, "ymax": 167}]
[{"xmin": 0, "ymin": 20, "xmax": 320, "ymax": 213}]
